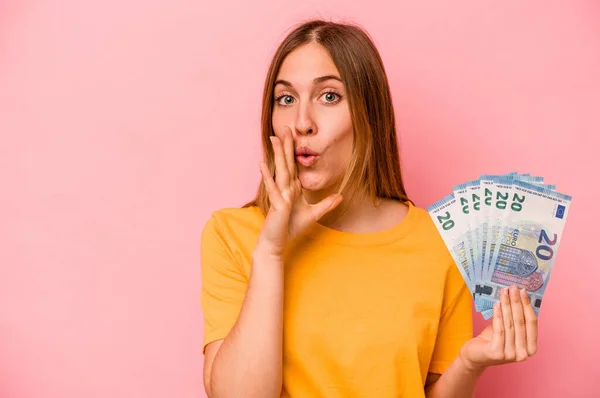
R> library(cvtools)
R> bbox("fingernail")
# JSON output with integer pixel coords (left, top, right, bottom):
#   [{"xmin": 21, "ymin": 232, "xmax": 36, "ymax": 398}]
[{"xmin": 520, "ymin": 288, "xmax": 526, "ymax": 297}]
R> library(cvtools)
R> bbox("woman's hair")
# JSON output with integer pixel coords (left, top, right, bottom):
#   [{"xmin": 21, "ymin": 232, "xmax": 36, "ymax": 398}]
[{"xmin": 243, "ymin": 19, "xmax": 411, "ymax": 214}]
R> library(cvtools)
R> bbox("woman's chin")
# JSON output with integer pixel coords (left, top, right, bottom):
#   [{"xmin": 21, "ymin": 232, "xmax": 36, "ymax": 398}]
[
  {"xmin": 298, "ymin": 173, "xmax": 326, "ymax": 192},
  {"xmin": 298, "ymin": 172, "xmax": 338, "ymax": 194}
]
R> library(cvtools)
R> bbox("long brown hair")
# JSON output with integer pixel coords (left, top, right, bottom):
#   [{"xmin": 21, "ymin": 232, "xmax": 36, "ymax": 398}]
[{"xmin": 243, "ymin": 19, "xmax": 410, "ymax": 214}]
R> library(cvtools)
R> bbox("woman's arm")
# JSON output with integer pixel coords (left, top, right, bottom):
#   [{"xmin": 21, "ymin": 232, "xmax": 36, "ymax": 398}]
[
  {"xmin": 425, "ymin": 286, "xmax": 538, "ymax": 398},
  {"xmin": 204, "ymin": 245, "xmax": 284, "ymax": 398},
  {"xmin": 424, "ymin": 357, "xmax": 485, "ymax": 398},
  {"xmin": 202, "ymin": 129, "xmax": 342, "ymax": 397}
]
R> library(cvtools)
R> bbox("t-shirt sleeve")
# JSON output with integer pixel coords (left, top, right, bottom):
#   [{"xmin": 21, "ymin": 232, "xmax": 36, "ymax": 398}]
[
  {"xmin": 428, "ymin": 263, "xmax": 473, "ymax": 374},
  {"xmin": 200, "ymin": 213, "xmax": 248, "ymax": 352}
]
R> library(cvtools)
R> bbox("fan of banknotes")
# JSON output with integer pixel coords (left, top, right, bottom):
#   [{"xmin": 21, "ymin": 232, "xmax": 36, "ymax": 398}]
[{"xmin": 427, "ymin": 172, "xmax": 571, "ymax": 320}]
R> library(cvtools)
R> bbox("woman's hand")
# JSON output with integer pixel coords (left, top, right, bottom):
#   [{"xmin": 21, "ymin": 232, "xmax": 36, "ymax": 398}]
[
  {"xmin": 459, "ymin": 285, "xmax": 539, "ymax": 372},
  {"xmin": 256, "ymin": 126, "xmax": 343, "ymax": 256}
]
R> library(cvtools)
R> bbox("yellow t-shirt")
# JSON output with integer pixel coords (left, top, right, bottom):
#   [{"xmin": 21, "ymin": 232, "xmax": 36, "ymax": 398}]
[{"xmin": 201, "ymin": 201, "xmax": 473, "ymax": 397}]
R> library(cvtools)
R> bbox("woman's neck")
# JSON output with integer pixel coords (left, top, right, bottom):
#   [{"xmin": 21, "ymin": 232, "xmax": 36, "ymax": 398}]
[{"xmin": 304, "ymin": 188, "xmax": 408, "ymax": 234}]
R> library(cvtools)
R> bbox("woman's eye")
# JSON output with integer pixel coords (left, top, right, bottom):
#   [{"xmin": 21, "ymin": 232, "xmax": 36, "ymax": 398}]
[
  {"xmin": 321, "ymin": 92, "xmax": 340, "ymax": 103},
  {"xmin": 276, "ymin": 95, "xmax": 295, "ymax": 106},
  {"xmin": 275, "ymin": 92, "xmax": 341, "ymax": 106}
]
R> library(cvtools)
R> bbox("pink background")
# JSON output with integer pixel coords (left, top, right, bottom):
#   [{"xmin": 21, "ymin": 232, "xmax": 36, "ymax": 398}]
[{"xmin": 1, "ymin": 0, "xmax": 599, "ymax": 397}]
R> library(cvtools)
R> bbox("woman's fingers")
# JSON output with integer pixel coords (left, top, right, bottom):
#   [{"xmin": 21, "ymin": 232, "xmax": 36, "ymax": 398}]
[
  {"xmin": 282, "ymin": 127, "xmax": 297, "ymax": 180},
  {"xmin": 270, "ymin": 135, "xmax": 289, "ymax": 190},
  {"xmin": 500, "ymin": 287, "xmax": 516, "ymax": 361},
  {"xmin": 521, "ymin": 289, "xmax": 539, "ymax": 356},
  {"xmin": 510, "ymin": 286, "xmax": 528, "ymax": 361},
  {"xmin": 490, "ymin": 300, "xmax": 505, "ymax": 356},
  {"xmin": 259, "ymin": 161, "xmax": 284, "ymax": 207},
  {"xmin": 311, "ymin": 193, "xmax": 343, "ymax": 221}
]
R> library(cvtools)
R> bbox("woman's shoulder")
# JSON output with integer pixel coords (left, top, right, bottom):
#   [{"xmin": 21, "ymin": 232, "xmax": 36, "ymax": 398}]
[
  {"xmin": 406, "ymin": 202, "xmax": 452, "ymax": 253},
  {"xmin": 410, "ymin": 204, "xmax": 438, "ymax": 230},
  {"xmin": 209, "ymin": 205, "xmax": 264, "ymax": 223},
  {"xmin": 202, "ymin": 205, "xmax": 265, "ymax": 242}
]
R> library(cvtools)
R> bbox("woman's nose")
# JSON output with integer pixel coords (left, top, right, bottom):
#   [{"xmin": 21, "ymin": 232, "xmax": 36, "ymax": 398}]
[
  {"xmin": 295, "ymin": 126, "xmax": 314, "ymax": 135},
  {"xmin": 294, "ymin": 106, "xmax": 316, "ymax": 136}
]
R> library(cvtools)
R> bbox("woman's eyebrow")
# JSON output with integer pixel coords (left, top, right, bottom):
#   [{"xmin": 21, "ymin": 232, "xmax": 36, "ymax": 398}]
[
  {"xmin": 274, "ymin": 75, "xmax": 343, "ymax": 88},
  {"xmin": 313, "ymin": 75, "xmax": 343, "ymax": 84}
]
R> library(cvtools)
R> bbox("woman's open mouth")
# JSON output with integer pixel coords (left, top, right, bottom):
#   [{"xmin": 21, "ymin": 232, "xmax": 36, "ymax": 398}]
[
  {"xmin": 295, "ymin": 146, "xmax": 319, "ymax": 167},
  {"xmin": 296, "ymin": 154, "xmax": 318, "ymax": 167}
]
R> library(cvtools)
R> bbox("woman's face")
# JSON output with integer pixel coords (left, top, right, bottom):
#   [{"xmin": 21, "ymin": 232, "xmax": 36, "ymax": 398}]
[{"xmin": 272, "ymin": 42, "xmax": 353, "ymax": 197}]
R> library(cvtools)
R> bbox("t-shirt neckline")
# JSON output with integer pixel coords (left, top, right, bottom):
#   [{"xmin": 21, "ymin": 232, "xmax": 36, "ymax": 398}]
[{"xmin": 304, "ymin": 201, "xmax": 417, "ymax": 246}]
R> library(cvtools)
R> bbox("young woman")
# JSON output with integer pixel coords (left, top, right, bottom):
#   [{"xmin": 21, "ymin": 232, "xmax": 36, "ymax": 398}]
[{"xmin": 201, "ymin": 19, "xmax": 538, "ymax": 397}]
